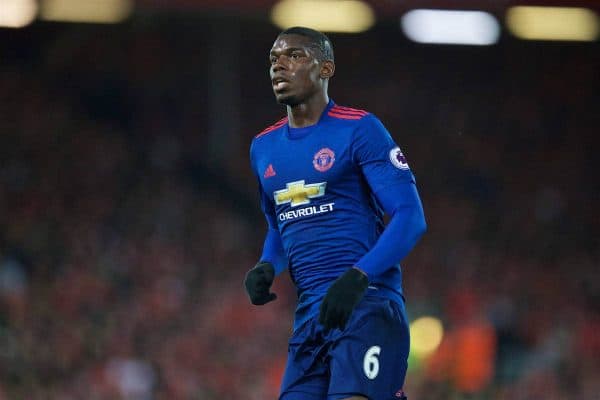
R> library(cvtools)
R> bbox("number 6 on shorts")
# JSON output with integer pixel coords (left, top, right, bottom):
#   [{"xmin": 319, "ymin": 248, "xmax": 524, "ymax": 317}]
[{"xmin": 363, "ymin": 345, "xmax": 381, "ymax": 379}]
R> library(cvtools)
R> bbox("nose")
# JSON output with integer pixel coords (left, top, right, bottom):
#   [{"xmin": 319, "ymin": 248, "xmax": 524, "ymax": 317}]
[
  {"xmin": 271, "ymin": 55, "xmax": 288, "ymax": 73},
  {"xmin": 271, "ymin": 62, "xmax": 284, "ymax": 74}
]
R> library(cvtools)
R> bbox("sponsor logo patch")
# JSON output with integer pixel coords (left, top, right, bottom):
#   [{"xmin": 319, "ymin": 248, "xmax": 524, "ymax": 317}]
[
  {"xmin": 278, "ymin": 202, "xmax": 335, "ymax": 221},
  {"xmin": 274, "ymin": 180, "xmax": 334, "ymax": 220},
  {"xmin": 274, "ymin": 180, "xmax": 326, "ymax": 207}
]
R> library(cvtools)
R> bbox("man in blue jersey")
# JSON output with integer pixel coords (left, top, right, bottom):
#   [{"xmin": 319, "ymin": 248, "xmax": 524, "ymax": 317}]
[{"xmin": 244, "ymin": 26, "xmax": 426, "ymax": 400}]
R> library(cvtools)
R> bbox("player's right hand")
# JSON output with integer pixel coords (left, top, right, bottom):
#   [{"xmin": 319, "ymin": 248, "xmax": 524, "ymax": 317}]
[{"xmin": 244, "ymin": 261, "xmax": 277, "ymax": 305}]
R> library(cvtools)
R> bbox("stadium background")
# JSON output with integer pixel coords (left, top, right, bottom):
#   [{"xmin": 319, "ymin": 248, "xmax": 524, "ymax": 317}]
[{"xmin": 0, "ymin": 0, "xmax": 598, "ymax": 398}]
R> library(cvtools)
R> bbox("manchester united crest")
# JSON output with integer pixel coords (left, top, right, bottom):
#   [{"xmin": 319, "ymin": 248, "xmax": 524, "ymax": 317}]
[{"xmin": 313, "ymin": 148, "xmax": 335, "ymax": 172}]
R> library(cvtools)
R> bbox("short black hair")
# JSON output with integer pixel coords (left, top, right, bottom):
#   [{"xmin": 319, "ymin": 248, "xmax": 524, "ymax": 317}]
[{"xmin": 278, "ymin": 26, "xmax": 334, "ymax": 62}]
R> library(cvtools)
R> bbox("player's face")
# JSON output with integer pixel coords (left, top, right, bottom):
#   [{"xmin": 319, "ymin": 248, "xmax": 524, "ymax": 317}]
[{"xmin": 269, "ymin": 34, "xmax": 325, "ymax": 106}]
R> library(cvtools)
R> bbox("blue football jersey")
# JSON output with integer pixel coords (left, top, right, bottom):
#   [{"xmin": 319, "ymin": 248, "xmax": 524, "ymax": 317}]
[{"xmin": 250, "ymin": 100, "xmax": 417, "ymax": 327}]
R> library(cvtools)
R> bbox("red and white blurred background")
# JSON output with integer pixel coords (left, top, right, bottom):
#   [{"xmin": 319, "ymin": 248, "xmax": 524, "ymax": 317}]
[{"xmin": 0, "ymin": 1, "xmax": 598, "ymax": 399}]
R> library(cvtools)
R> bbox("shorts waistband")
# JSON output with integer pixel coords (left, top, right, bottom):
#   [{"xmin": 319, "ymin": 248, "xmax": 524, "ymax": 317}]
[{"xmin": 293, "ymin": 284, "xmax": 404, "ymax": 332}]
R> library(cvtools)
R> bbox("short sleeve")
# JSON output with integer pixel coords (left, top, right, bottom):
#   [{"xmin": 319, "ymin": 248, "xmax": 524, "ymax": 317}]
[{"xmin": 352, "ymin": 114, "xmax": 415, "ymax": 193}]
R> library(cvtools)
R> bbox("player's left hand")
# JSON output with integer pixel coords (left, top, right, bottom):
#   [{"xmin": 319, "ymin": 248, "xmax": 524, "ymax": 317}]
[{"xmin": 319, "ymin": 267, "xmax": 369, "ymax": 331}]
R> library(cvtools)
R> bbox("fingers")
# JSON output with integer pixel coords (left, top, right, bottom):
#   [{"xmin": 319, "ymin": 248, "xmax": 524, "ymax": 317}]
[
  {"xmin": 251, "ymin": 291, "xmax": 277, "ymax": 305},
  {"xmin": 244, "ymin": 266, "xmax": 276, "ymax": 306},
  {"xmin": 337, "ymin": 314, "xmax": 348, "ymax": 331},
  {"xmin": 319, "ymin": 301, "xmax": 352, "ymax": 331},
  {"xmin": 263, "ymin": 292, "xmax": 277, "ymax": 304},
  {"xmin": 330, "ymin": 310, "xmax": 347, "ymax": 331},
  {"xmin": 318, "ymin": 300, "xmax": 328, "ymax": 326},
  {"xmin": 319, "ymin": 302, "xmax": 348, "ymax": 331}
]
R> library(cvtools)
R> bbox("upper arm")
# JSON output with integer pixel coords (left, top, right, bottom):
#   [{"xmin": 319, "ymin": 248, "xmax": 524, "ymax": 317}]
[
  {"xmin": 374, "ymin": 181, "xmax": 424, "ymax": 219},
  {"xmin": 352, "ymin": 115, "xmax": 417, "ymax": 213},
  {"xmin": 251, "ymin": 139, "xmax": 278, "ymax": 229}
]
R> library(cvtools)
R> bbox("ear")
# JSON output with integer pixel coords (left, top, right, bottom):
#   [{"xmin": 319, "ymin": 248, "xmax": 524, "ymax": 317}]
[{"xmin": 320, "ymin": 60, "xmax": 335, "ymax": 79}]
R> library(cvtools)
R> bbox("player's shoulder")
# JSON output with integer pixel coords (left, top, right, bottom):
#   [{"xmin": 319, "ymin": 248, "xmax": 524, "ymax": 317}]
[
  {"xmin": 254, "ymin": 116, "xmax": 288, "ymax": 140},
  {"xmin": 327, "ymin": 104, "xmax": 385, "ymax": 139},
  {"xmin": 327, "ymin": 104, "xmax": 372, "ymax": 122}
]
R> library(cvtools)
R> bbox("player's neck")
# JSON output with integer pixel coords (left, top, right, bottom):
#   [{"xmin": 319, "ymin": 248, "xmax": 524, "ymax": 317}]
[{"xmin": 286, "ymin": 94, "xmax": 329, "ymax": 128}]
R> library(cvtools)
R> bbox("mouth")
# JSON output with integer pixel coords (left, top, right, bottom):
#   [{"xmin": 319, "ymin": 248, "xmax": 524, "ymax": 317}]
[{"xmin": 272, "ymin": 77, "xmax": 290, "ymax": 91}]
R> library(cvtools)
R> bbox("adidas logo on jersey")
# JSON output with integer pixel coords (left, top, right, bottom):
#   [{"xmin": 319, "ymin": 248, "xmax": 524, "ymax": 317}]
[{"xmin": 264, "ymin": 164, "xmax": 276, "ymax": 178}]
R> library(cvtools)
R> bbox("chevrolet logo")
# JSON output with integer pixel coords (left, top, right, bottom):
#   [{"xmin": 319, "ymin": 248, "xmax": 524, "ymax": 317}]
[{"xmin": 274, "ymin": 180, "xmax": 326, "ymax": 207}]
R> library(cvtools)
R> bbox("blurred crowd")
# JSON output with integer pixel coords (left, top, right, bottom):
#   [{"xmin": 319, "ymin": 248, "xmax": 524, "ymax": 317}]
[{"xmin": 0, "ymin": 17, "xmax": 598, "ymax": 400}]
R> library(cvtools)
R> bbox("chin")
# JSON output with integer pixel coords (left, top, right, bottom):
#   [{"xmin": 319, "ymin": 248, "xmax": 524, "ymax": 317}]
[{"xmin": 275, "ymin": 93, "xmax": 299, "ymax": 106}]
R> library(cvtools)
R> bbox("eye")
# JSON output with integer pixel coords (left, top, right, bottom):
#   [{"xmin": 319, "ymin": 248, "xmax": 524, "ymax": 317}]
[{"xmin": 269, "ymin": 56, "xmax": 277, "ymax": 64}]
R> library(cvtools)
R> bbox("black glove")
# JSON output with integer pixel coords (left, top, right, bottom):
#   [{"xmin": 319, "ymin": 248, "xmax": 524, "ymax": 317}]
[
  {"xmin": 319, "ymin": 267, "xmax": 369, "ymax": 331},
  {"xmin": 244, "ymin": 261, "xmax": 277, "ymax": 305}
]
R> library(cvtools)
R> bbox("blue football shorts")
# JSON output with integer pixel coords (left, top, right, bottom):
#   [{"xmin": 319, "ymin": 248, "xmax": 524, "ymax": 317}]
[{"xmin": 279, "ymin": 295, "xmax": 410, "ymax": 400}]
